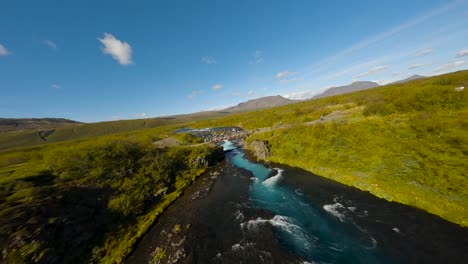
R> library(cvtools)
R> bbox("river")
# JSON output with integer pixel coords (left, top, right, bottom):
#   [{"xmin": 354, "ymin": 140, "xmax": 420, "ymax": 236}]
[{"xmin": 125, "ymin": 141, "xmax": 468, "ymax": 264}]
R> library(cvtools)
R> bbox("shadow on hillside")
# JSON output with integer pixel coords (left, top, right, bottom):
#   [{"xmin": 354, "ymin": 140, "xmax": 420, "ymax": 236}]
[{"xmin": 0, "ymin": 186, "xmax": 130, "ymax": 264}]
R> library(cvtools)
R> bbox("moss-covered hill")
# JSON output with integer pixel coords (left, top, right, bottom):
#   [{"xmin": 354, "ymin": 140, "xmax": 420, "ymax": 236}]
[
  {"xmin": 0, "ymin": 70, "xmax": 466, "ymax": 263},
  {"xmin": 243, "ymin": 70, "xmax": 468, "ymax": 226},
  {"xmin": 0, "ymin": 129, "xmax": 223, "ymax": 263},
  {"xmin": 0, "ymin": 111, "xmax": 231, "ymax": 151}
]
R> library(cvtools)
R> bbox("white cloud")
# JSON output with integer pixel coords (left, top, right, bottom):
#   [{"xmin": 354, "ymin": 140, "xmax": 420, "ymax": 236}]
[
  {"xmin": 354, "ymin": 65, "xmax": 388, "ymax": 79},
  {"xmin": 250, "ymin": 50, "xmax": 263, "ymax": 64},
  {"xmin": 283, "ymin": 91, "xmax": 317, "ymax": 100},
  {"xmin": 201, "ymin": 56, "xmax": 217, "ymax": 64},
  {"xmin": 415, "ymin": 49, "xmax": 432, "ymax": 57},
  {"xmin": 204, "ymin": 105, "xmax": 232, "ymax": 111},
  {"xmin": 212, "ymin": 84, "xmax": 223, "ymax": 91},
  {"xmin": 230, "ymin": 90, "xmax": 254, "ymax": 97},
  {"xmin": 456, "ymin": 49, "xmax": 468, "ymax": 58},
  {"xmin": 392, "ymin": 72, "xmax": 401, "ymax": 76},
  {"xmin": 98, "ymin": 33, "xmax": 133, "ymax": 65},
  {"xmin": 43, "ymin": 40, "xmax": 57, "ymax": 49},
  {"xmin": 187, "ymin": 90, "xmax": 202, "ymax": 99},
  {"xmin": 134, "ymin": 112, "xmax": 147, "ymax": 118},
  {"xmin": 276, "ymin": 71, "xmax": 297, "ymax": 79},
  {"xmin": 374, "ymin": 80, "xmax": 390, "ymax": 85},
  {"xmin": 298, "ymin": 1, "xmax": 459, "ymax": 80},
  {"xmin": 276, "ymin": 70, "xmax": 300, "ymax": 83},
  {"xmin": 0, "ymin": 44, "xmax": 10, "ymax": 56},
  {"xmin": 323, "ymin": 59, "xmax": 384, "ymax": 81},
  {"xmin": 51, "ymin": 84, "xmax": 62, "ymax": 89},
  {"xmin": 433, "ymin": 61, "xmax": 465, "ymax": 72},
  {"xmin": 409, "ymin": 63, "xmax": 430, "ymax": 70}
]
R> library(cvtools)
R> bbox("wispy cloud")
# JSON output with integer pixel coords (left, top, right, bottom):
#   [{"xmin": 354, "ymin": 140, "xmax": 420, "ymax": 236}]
[
  {"xmin": 43, "ymin": 40, "xmax": 57, "ymax": 49},
  {"xmin": 276, "ymin": 71, "xmax": 297, "ymax": 79},
  {"xmin": 433, "ymin": 60, "xmax": 465, "ymax": 72},
  {"xmin": 51, "ymin": 84, "xmax": 62, "ymax": 89},
  {"xmin": 283, "ymin": 91, "xmax": 318, "ymax": 100},
  {"xmin": 276, "ymin": 70, "xmax": 300, "ymax": 83},
  {"xmin": 204, "ymin": 105, "xmax": 232, "ymax": 111},
  {"xmin": 250, "ymin": 50, "xmax": 263, "ymax": 64},
  {"xmin": 201, "ymin": 56, "xmax": 217, "ymax": 64},
  {"xmin": 354, "ymin": 65, "xmax": 388, "ymax": 79},
  {"xmin": 98, "ymin": 33, "xmax": 133, "ymax": 65},
  {"xmin": 212, "ymin": 84, "xmax": 223, "ymax": 91},
  {"xmin": 456, "ymin": 49, "xmax": 468, "ymax": 58},
  {"xmin": 374, "ymin": 80, "xmax": 390, "ymax": 85},
  {"xmin": 0, "ymin": 44, "xmax": 10, "ymax": 56},
  {"xmin": 230, "ymin": 90, "xmax": 255, "ymax": 98},
  {"xmin": 134, "ymin": 112, "xmax": 147, "ymax": 118},
  {"xmin": 392, "ymin": 72, "xmax": 401, "ymax": 76},
  {"xmin": 409, "ymin": 63, "xmax": 430, "ymax": 70},
  {"xmin": 415, "ymin": 48, "xmax": 433, "ymax": 57},
  {"xmin": 298, "ymin": 1, "xmax": 460, "ymax": 80},
  {"xmin": 187, "ymin": 90, "xmax": 203, "ymax": 99},
  {"xmin": 344, "ymin": 1, "xmax": 457, "ymax": 56}
]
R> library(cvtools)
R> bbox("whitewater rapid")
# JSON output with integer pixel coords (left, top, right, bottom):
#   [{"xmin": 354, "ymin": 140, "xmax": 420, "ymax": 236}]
[{"xmin": 222, "ymin": 141, "xmax": 386, "ymax": 263}]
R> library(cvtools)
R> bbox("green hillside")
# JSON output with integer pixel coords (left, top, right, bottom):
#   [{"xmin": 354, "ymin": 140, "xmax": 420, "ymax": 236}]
[
  {"xmin": 0, "ymin": 111, "xmax": 230, "ymax": 151},
  {"xmin": 242, "ymin": 70, "xmax": 468, "ymax": 226},
  {"xmin": 184, "ymin": 70, "xmax": 468, "ymax": 226},
  {"xmin": 0, "ymin": 126, "xmax": 223, "ymax": 263},
  {"xmin": 0, "ymin": 70, "xmax": 467, "ymax": 263}
]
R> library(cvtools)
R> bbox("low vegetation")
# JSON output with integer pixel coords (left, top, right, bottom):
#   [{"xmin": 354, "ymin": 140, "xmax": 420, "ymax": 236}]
[
  {"xmin": 245, "ymin": 71, "xmax": 468, "ymax": 226},
  {"xmin": 0, "ymin": 131, "xmax": 223, "ymax": 263},
  {"xmin": 0, "ymin": 70, "xmax": 466, "ymax": 263},
  {"xmin": 0, "ymin": 112, "xmax": 230, "ymax": 151},
  {"xmin": 172, "ymin": 132, "xmax": 204, "ymax": 145}
]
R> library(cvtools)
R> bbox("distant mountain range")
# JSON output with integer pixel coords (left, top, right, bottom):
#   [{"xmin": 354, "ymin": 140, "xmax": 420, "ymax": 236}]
[
  {"xmin": 220, "ymin": 75, "xmax": 426, "ymax": 113},
  {"xmin": 390, "ymin": 74, "xmax": 425, "ymax": 84},
  {"xmin": 1, "ymin": 75, "xmax": 427, "ymax": 133},
  {"xmin": 309, "ymin": 74, "xmax": 426, "ymax": 99},
  {"xmin": 312, "ymin": 81, "xmax": 379, "ymax": 99},
  {"xmin": 223, "ymin": 95, "xmax": 297, "ymax": 112},
  {"xmin": 0, "ymin": 118, "xmax": 81, "ymax": 132}
]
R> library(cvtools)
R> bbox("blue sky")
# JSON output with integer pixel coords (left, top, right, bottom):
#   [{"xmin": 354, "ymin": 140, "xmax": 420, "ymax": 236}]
[{"xmin": 1, "ymin": 0, "xmax": 467, "ymax": 122}]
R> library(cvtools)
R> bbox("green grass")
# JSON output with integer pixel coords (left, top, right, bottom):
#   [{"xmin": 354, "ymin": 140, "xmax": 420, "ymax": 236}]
[
  {"xmin": 247, "ymin": 110, "xmax": 468, "ymax": 226},
  {"xmin": 0, "ymin": 70, "xmax": 467, "ymax": 263},
  {"xmin": 242, "ymin": 70, "xmax": 468, "ymax": 226},
  {"xmin": 0, "ymin": 129, "xmax": 223, "ymax": 263},
  {"xmin": 0, "ymin": 111, "xmax": 231, "ymax": 151},
  {"xmin": 190, "ymin": 70, "xmax": 467, "ymax": 227}
]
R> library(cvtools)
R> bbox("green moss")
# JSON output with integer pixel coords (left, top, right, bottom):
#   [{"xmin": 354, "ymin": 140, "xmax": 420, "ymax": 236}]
[
  {"xmin": 247, "ymin": 110, "xmax": 468, "ymax": 226},
  {"xmin": 0, "ymin": 134, "xmax": 219, "ymax": 263},
  {"xmin": 0, "ymin": 70, "xmax": 466, "ymax": 263},
  {"xmin": 151, "ymin": 247, "xmax": 166, "ymax": 263}
]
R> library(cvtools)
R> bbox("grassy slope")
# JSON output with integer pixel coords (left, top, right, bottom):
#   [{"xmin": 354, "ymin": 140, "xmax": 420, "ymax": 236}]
[
  {"xmin": 0, "ymin": 125, "xmax": 223, "ymax": 263},
  {"xmin": 0, "ymin": 71, "xmax": 466, "ymax": 263},
  {"xmin": 0, "ymin": 111, "xmax": 230, "ymax": 151},
  {"xmin": 0, "ymin": 118, "xmax": 81, "ymax": 132},
  {"xmin": 167, "ymin": 70, "xmax": 467, "ymax": 226},
  {"xmin": 243, "ymin": 71, "xmax": 468, "ymax": 226}
]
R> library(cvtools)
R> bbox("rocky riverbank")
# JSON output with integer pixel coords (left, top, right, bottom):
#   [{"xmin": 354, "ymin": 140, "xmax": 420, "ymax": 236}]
[{"xmin": 125, "ymin": 153, "xmax": 300, "ymax": 264}]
